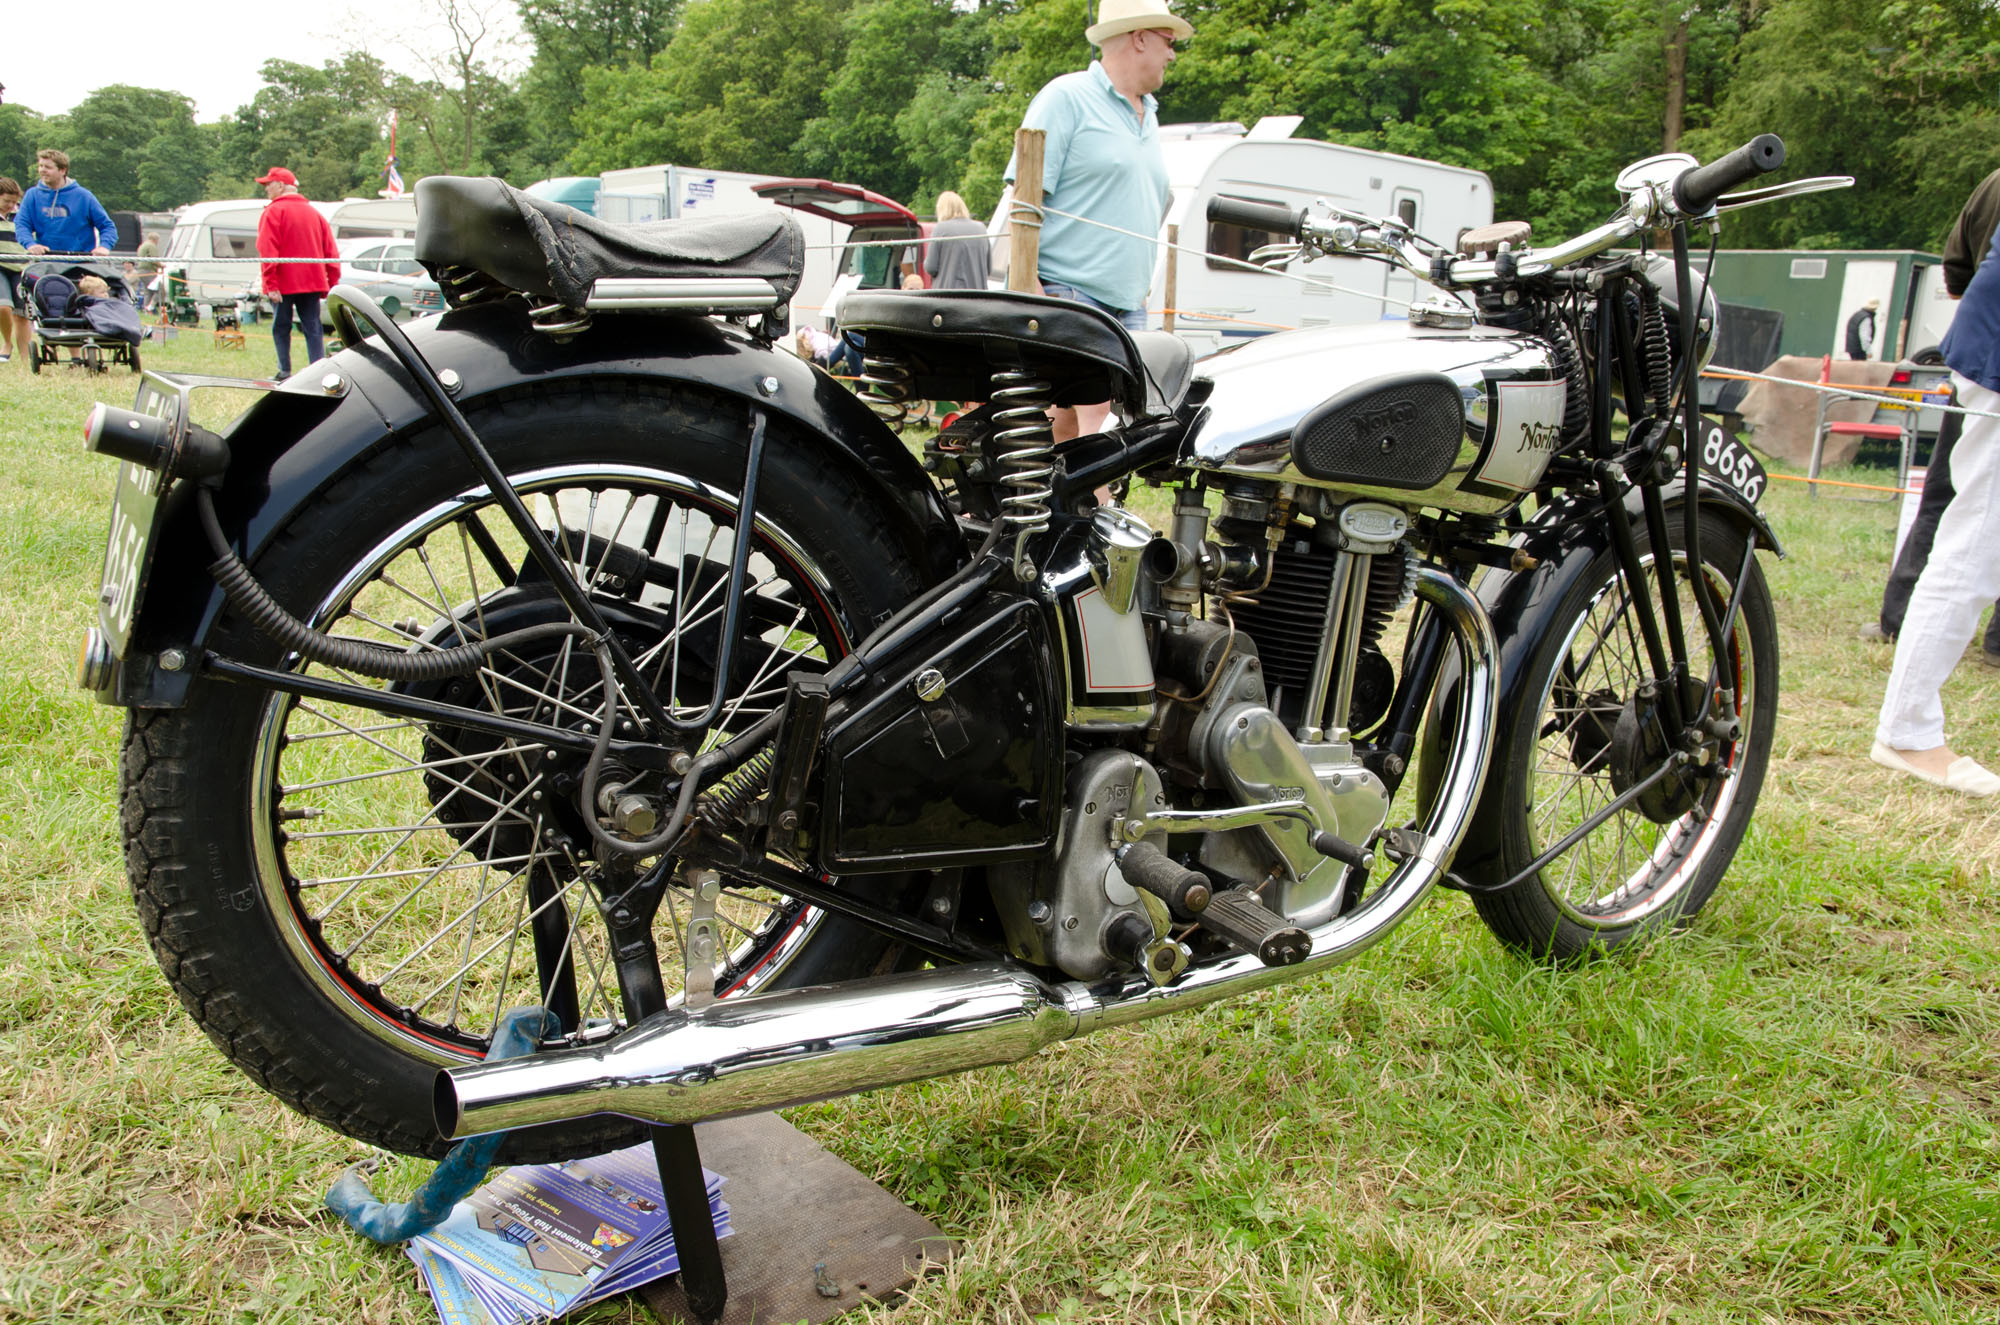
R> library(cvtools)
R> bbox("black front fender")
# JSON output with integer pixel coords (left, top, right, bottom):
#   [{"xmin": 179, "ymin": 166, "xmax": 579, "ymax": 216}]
[
  {"xmin": 115, "ymin": 301, "xmax": 961, "ymax": 706},
  {"xmin": 1475, "ymin": 477, "xmax": 1781, "ymax": 725}
]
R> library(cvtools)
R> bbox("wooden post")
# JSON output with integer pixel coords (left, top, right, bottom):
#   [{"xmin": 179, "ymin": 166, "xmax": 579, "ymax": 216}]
[
  {"xmin": 1163, "ymin": 223, "xmax": 1179, "ymax": 333},
  {"xmin": 1008, "ymin": 129, "xmax": 1045, "ymax": 295}
]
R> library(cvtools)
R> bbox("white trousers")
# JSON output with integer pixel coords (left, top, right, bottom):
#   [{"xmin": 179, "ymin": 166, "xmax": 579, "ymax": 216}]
[{"xmin": 1876, "ymin": 373, "xmax": 2000, "ymax": 749}]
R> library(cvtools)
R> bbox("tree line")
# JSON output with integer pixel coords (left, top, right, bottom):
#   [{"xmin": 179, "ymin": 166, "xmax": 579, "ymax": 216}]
[{"xmin": 4, "ymin": 0, "xmax": 1998, "ymax": 251}]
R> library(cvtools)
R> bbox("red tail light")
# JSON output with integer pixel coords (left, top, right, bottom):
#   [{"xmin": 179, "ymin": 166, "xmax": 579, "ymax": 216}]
[{"xmin": 1889, "ymin": 368, "xmax": 1913, "ymax": 385}]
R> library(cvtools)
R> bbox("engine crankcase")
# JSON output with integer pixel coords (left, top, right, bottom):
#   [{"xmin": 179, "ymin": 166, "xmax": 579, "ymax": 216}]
[{"xmin": 1198, "ymin": 704, "xmax": 1392, "ymax": 929}]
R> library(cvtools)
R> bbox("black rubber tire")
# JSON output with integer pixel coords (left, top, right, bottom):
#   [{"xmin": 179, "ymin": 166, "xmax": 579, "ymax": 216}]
[
  {"xmin": 1462, "ymin": 509, "xmax": 1778, "ymax": 961},
  {"xmin": 122, "ymin": 380, "xmax": 933, "ymax": 1160},
  {"xmin": 1910, "ymin": 345, "xmax": 1945, "ymax": 367}
]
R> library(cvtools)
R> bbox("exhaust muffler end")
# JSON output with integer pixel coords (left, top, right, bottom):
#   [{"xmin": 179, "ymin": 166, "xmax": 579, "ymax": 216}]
[{"xmin": 436, "ymin": 963, "xmax": 1078, "ymax": 1139}]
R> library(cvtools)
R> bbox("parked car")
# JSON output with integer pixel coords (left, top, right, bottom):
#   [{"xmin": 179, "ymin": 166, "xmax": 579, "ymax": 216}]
[{"xmin": 338, "ymin": 237, "xmax": 445, "ymax": 320}]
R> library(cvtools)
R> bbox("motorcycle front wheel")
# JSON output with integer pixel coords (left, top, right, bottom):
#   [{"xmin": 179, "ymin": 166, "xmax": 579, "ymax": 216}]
[
  {"xmin": 1463, "ymin": 508, "xmax": 1778, "ymax": 960},
  {"xmin": 122, "ymin": 381, "xmax": 932, "ymax": 1160}
]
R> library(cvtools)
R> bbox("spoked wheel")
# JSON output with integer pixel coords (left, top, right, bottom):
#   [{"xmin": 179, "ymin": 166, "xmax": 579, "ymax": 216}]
[
  {"xmin": 123, "ymin": 383, "xmax": 932, "ymax": 1159},
  {"xmin": 1464, "ymin": 509, "xmax": 1777, "ymax": 960}
]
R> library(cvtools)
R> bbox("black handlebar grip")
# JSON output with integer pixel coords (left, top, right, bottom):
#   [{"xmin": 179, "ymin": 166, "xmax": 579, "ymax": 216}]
[
  {"xmin": 1672, "ymin": 134, "xmax": 1786, "ymax": 215},
  {"xmin": 1206, "ymin": 194, "xmax": 1307, "ymax": 238}
]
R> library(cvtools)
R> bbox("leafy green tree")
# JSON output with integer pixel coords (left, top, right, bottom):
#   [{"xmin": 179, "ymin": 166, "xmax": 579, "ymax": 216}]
[
  {"xmin": 518, "ymin": 0, "xmax": 681, "ymax": 168},
  {"xmin": 796, "ymin": 0, "xmax": 996, "ymax": 206},
  {"xmin": 219, "ymin": 56, "xmax": 391, "ymax": 200},
  {"xmin": 50, "ymin": 86, "xmax": 209, "ymax": 211},
  {"xmin": 570, "ymin": 0, "xmax": 853, "ymax": 175},
  {"xmin": 959, "ymin": 0, "xmax": 1092, "ymax": 216},
  {"xmin": 0, "ymin": 104, "xmax": 49, "ymax": 188},
  {"xmin": 1692, "ymin": 0, "xmax": 2000, "ymax": 248}
]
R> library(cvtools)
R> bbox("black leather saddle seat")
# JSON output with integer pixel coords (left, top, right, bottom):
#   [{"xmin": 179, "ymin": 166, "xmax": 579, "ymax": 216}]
[
  {"xmin": 837, "ymin": 289, "xmax": 1195, "ymax": 420},
  {"xmin": 412, "ymin": 175, "xmax": 805, "ymax": 311}
]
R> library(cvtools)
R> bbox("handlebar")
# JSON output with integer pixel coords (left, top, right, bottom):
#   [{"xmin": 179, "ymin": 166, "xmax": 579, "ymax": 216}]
[
  {"xmin": 1204, "ymin": 134, "xmax": 1800, "ymax": 296},
  {"xmin": 1672, "ymin": 134, "xmax": 1786, "ymax": 215},
  {"xmin": 1207, "ymin": 195, "xmax": 1307, "ymax": 238}
]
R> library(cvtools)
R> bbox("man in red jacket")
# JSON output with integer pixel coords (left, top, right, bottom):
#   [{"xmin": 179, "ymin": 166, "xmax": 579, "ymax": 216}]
[{"xmin": 255, "ymin": 167, "xmax": 341, "ymax": 381}]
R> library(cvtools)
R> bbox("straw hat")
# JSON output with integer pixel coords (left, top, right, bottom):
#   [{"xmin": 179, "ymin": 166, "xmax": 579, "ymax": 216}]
[{"xmin": 1087, "ymin": 0, "xmax": 1192, "ymax": 46}]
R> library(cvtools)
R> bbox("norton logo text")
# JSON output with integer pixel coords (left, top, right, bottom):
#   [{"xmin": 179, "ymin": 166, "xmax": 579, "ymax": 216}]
[
  {"xmin": 1353, "ymin": 399, "xmax": 1417, "ymax": 449},
  {"xmin": 1516, "ymin": 419, "xmax": 1561, "ymax": 453}
]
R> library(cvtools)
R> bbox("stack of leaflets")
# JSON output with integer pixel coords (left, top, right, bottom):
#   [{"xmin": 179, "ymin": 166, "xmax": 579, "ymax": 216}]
[{"xmin": 405, "ymin": 1143, "xmax": 732, "ymax": 1324}]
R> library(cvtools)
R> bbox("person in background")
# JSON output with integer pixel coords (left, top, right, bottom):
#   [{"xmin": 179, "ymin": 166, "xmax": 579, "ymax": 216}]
[
  {"xmin": 1845, "ymin": 298, "xmax": 1879, "ymax": 360},
  {"xmin": 0, "ymin": 177, "xmax": 29, "ymax": 367},
  {"xmin": 134, "ymin": 230, "xmax": 162, "ymax": 312},
  {"xmin": 1872, "ymin": 218, "xmax": 2000, "ymax": 796},
  {"xmin": 1861, "ymin": 170, "xmax": 2000, "ymax": 660},
  {"xmin": 254, "ymin": 167, "xmax": 341, "ymax": 381},
  {"xmin": 794, "ymin": 325, "xmax": 863, "ymax": 380},
  {"xmin": 924, "ymin": 192, "xmax": 990, "ymax": 291},
  {"xmin": 1005, "ymin": 0, "xmax": 1189, "ymax": 443},
  {"xmin": 14, "ymin": 150, "xmax": 116, "ymax": 256}
]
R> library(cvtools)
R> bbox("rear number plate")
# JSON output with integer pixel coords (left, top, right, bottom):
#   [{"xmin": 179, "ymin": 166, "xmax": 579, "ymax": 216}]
[{"xmin": 94, "ymin": 379, "xmax": 180, "ymax": 655}]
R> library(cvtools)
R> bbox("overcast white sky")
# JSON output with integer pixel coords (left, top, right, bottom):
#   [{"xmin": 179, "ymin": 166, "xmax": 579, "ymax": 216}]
[{"xmin": 2, "ymin": 0, "xmax": 527, "ymax": 121}]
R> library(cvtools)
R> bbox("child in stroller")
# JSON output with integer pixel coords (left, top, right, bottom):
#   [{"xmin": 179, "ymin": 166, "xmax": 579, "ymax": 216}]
[{"xmin": 22, "ymin": 261, "xmax": 143, "ymax": 374}]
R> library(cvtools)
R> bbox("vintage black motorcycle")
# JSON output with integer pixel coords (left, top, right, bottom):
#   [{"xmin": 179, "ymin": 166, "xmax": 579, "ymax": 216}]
[{"xmin": 81, "ymin": 135, "xmax": 1841, "ymax": 1165}]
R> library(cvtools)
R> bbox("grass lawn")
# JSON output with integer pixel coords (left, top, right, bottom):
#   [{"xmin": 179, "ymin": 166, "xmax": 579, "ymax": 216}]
[{"xmin": 0, "ymin": 325, "xmax": 1994, "ymax": 1324}]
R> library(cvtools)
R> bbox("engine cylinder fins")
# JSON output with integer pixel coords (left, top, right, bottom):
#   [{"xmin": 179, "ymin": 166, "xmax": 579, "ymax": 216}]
[{"xmin": 989, "ymin": 368, "xmax": 1057, "ymax": 581}]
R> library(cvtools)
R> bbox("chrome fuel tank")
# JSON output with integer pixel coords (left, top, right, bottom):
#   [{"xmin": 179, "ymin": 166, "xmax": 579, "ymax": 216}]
[{"xmin": 1186, "ymin": 321, "xmax": 1569, "ymax": 515}]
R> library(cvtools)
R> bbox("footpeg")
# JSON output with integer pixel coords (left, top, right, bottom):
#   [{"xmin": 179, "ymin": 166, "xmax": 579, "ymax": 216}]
[
  {"xmin": 1198, "ymin": 889, "xmax": 1312, "ymax": 967},
  {"xmin": 1114, "ymin": 841, "xmax": 1212, "ymax": 919}
]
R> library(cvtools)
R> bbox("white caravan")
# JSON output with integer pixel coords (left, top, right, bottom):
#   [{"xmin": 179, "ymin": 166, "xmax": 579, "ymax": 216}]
[
  {"xmin": 312, "ymin": 197, "xmax": 419, "ymax": 241},
  {"xmin": 596, "ymin": 164, "xmax": 849, "ymax": 329},
  {"xmin": 162, "ymin": 196, "xmax": 422, "ymax": 303},
  {"xmin": 160, "ymin": 199, "xmax": 268, "ymax": 302},
  {"xmin": 992, "ymin": 118, "xmax": 1496, "ymax": 355}
]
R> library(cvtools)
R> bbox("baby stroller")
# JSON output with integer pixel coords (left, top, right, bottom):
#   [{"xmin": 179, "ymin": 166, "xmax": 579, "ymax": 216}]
[{"xmin": 23, "ymin": 261, "xmax": 143, "ymax": 375}]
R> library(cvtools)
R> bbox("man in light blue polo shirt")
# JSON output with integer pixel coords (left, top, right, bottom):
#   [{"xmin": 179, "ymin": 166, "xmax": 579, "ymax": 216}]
[{"xmin": 1006, "ymin": 0, "xmax": 1189, "ymax": 441}]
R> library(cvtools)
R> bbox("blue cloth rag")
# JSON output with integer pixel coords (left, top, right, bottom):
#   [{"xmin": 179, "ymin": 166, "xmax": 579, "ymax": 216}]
[{"xmin": 325, "ymin": 1006, "xmax": 558, "ymax": 1243}]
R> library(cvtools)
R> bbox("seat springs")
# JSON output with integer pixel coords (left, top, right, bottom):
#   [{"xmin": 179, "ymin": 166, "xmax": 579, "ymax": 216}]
[
  {"xmin": 529, "ymin": 302, "xmax": 593, "ymax": 338},
  {"xmin": 435, "ymin": 264, "xmax": 510, "ymax": 310},
  {"xmin": 989, "ymin": 369, "xmax": 1056, "ymax": 581},
  {"xmin": 859, "ymin": 353, "xmax": 918, "ymax": 431}
]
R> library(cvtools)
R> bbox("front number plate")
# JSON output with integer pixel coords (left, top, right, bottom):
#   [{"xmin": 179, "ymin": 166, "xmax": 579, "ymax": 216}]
[
  {"xmin": 94, "ymin": 378, "xmax": 181, "ymax": 656},
  {"xmin": 1695, "ymin": 416, "xmax": 1767, "ymax": 505}
]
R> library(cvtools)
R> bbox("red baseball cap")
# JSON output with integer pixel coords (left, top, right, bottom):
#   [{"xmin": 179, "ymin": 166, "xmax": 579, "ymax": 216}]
[{"xmin": 256, "ymin": 167, "xmax": 297, "ymax": 185}]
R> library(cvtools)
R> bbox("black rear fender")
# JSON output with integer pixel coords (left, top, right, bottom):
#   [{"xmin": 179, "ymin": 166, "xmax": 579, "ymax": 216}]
[{"xmin": 116, "ymin": 300, "xmax": 961, "ymax": 707}]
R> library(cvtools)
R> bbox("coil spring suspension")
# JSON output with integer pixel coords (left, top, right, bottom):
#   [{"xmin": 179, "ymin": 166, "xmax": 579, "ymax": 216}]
[
  {"xmin": 1539, "ymin": 314, "xmax": 1592, "ymax": 449},
  {"xmin": 1637, "ymin": 283, "xmax": 1675, "ymax": 416},
  {"xmin": 694, "ymin": 744, "xmax": 776, "ymax": 832},
  {"xmin": 529, "ymin": 302, "xmax": 593, "ymax": 339},
  {"xmin": 989, "ymin": 369, "xmax": 1056, "ymax": 581},
  {"xmin": 435, "ymin": 264, "xmax": 511, "ymax": 310},
  {"xmin": 860, "ymin": 353, "xmax": 918, "ymax": 431}
]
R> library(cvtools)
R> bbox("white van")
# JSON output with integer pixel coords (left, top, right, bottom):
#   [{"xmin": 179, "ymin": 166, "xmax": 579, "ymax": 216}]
[
  {"xmin": 596, "ymin": 164, "xmax": 849, "ymax": 330},
  {"xmin": 992, "ymin": 118, "xmax": 1496, "ymax": 355}
]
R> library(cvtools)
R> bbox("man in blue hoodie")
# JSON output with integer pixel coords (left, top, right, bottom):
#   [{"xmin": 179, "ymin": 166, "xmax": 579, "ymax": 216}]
[{"xmin": 14, "ymin": 150, "xmax": 116, "ymax": 256}]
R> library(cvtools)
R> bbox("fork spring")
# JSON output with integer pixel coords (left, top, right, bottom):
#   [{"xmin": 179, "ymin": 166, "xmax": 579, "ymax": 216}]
[
  {"xmin": 695, "ymin": 744, "xmax": 776, "ymax": 832},
  {"xmin": 990, "ymin": 369, "xmax": 1056, "ymax": 581}
]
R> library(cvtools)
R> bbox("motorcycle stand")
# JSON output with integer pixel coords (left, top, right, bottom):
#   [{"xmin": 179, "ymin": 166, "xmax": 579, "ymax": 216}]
[
  {"xmin": 602, "ymin": 861, "xmax": 953, "ymax": 1323},
  {"xmin": 634, "ymin": 1112, "xmax": 954, "ymax": 1324}
]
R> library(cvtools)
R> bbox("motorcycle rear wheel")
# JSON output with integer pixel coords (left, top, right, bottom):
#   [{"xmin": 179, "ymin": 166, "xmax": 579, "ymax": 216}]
[
  {"xmin": 1464, "ymin": 509, "xmax": 1777, "ymax": 960},
  {"xmin": 122, "ymin": 381, "xmax": 931, "ymax": 1160}
]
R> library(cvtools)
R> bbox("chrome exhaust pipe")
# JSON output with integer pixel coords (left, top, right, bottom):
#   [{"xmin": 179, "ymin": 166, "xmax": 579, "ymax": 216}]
[{"xmin": 438, "ymin": 570, "xmax": 1496, "ymax": 1140}]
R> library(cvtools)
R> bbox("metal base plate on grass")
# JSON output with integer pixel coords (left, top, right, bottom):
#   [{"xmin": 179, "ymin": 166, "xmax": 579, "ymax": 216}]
[{"xmin": 635, "ymin": 1112, "xmax": 952, "ymax": 1324}]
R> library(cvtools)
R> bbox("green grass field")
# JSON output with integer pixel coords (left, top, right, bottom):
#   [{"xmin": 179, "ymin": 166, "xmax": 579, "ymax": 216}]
[{"xmin": 0, "ymin": 327, "xmax": 1994, "ymax": 1324}]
